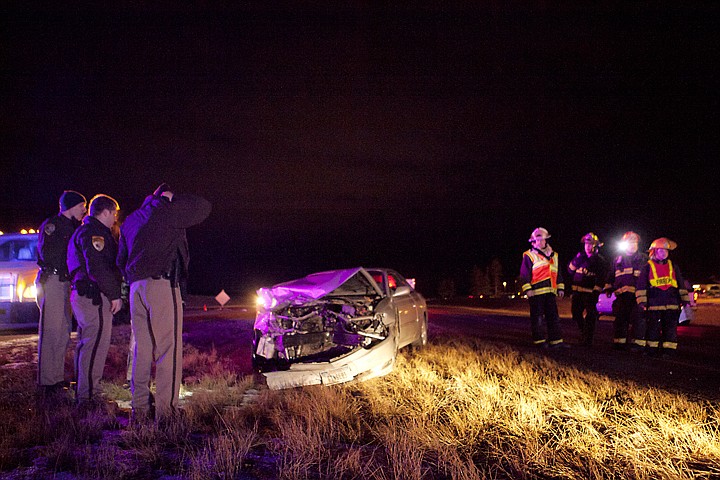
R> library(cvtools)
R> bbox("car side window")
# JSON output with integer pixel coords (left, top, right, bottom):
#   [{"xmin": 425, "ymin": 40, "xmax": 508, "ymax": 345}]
[
  {"xmin": 0, "ymin": 242, "xmax": 10, "ymax": 262},
  {"xmin": 371, "ymin": 273, "xmax": 386, "ymax": 293},
  {"xmin": 388, "ymin": 272, "xmax": 412, "ymax": 292}
]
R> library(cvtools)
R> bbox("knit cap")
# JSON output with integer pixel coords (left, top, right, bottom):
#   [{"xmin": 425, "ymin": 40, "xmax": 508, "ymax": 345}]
[{"xmin": 59, "ymin": 190, "xmax": 87, "ymax": 212}]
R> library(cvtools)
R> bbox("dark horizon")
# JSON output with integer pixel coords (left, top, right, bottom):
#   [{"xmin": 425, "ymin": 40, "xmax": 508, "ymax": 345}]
[{"xmin": 2, "ymin": 3, "xmax": 718, "ymax": 297}]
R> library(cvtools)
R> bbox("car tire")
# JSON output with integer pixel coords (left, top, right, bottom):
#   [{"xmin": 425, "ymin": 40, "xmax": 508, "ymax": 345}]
[{"xmin": 251, "ymin": 329, "xmax": 266, "ymax": 372}]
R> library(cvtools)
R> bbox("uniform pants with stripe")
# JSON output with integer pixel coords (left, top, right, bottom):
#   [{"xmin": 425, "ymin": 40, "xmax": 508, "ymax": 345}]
[
  {"xmin": 130, "ymin": 278, "xmax": 183, "ymax": 420},
  {"xmin": 528, "ymin": 293, "xmax": 563, "ymax": 345},
  {"xmin": 36, "ymin": 274, "xmax": 72, "ymax": 386},
  {"xmin": 639, "ymin": 309, "xmax": 680, "ymax": 351},
  {"xmin": 71, "ymin": 291, "xmax": 113, "ymax": 402}
]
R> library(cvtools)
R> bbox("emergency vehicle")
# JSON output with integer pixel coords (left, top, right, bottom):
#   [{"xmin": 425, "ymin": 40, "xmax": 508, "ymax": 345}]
[{"xmin": 0, "ymin": 230, "xmax": 40, "ymax": 327}]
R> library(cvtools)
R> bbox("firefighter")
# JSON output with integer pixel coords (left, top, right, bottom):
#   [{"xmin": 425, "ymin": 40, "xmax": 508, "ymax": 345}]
[
  {"xmin": 35, "ymin": 190, "xmax": 87, "ymax": 396},
  {"xmin": 67, "ymin": 195, "xmax": 123, "ymax": 407},
  {"xmin": 117, "ymin": 183, "xmax": 211, "ymax": 424},
  {"xmin": 635, "ymin": 238, "xmax": 690, "ymax": 356},
  {"xmin": 519, "ymin": 227, "xmax": 567, "ymax": 348},
  {"xmin": 603, "ymin": 231, "xmax": 647, "ymax": 350},
  {"xmin": 568, "ymin": 232, "xmax": 607, "ymax": 346}
]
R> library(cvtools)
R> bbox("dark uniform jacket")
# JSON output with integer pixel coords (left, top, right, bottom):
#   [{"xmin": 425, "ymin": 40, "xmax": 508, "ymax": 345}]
[
  {"xmin": 636, "ymin": 259, "xmax": 690, "ymax": 310},
  {"xmin": 37, "ymin": 214, "xmax": 78, "ymax": 280},
  {"xmin": 567, "ymin": 252, "xmax": 607, "ymax": 293},
  {"xmin": 117, "ymin": 193, "xmax": 211, "ymax": 285},
  {"xmin": 604, "ymin": 252, "xmax": 648, "ymax": 295},
  {"xmin": 67, "ymin": 216, "xmax": 122, "ymax": 301}
]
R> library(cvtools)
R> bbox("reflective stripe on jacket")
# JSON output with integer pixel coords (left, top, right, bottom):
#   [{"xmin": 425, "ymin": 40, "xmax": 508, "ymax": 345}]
[{"xmin": 603, "ymin": 252, "xmax": 647, "ymax": 295}]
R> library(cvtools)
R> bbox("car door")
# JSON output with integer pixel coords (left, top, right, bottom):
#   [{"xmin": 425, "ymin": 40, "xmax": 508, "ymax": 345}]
[{"xmin": 387, "ymin": 271, "xmax": 419, "ymax": 347}]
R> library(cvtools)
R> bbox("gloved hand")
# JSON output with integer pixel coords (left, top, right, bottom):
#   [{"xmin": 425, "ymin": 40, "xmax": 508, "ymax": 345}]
[
  {"xmin": 153, "ymin": 183, "xmax": 171, "ymax": 197},
  {"xmin": 605, "ymin": 290, "xmax": 612, "ymax": 298},
  {"xmin": 558, "ymin": 290, "xmax": 565, "ymax": 298},
  {"xmin": 526, "ymin": 290, "xmax": 535, "ymax": 298}
]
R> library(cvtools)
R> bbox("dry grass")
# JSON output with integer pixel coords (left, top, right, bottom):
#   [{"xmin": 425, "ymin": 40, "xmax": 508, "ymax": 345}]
[{"xmin": 0, "ymin": 328, "xmax": 719, "ymax": 479}]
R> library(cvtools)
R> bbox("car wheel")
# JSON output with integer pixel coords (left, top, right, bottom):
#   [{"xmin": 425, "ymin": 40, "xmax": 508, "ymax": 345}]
[
  {"xmin": 411, "ymin": 313, "xmax": 428, "ymax": 349},
  {"xmin": 251, "ymin": 329, "xmax": 270, "ymax": 372}
]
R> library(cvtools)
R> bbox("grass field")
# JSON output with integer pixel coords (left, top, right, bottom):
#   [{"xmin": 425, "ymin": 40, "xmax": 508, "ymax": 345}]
[{"xmin": 1, "ymin": 317, "xmax": 719, "ymax": 479}]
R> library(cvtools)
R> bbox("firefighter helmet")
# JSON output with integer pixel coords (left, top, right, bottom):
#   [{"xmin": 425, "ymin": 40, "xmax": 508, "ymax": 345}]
[
  {"xmin": 648, "ymin": 237, "xmax": 677, "ymax": 252},
  {"xmin": 621, "ymin": 231, "xmax": 641, "ymax": 243},
  {"xmin": 528, "ymin": 227, "xmax": 550, "ymax": 243},
  {"xmin": 581, "ymin": 232, "xmax": 603, "ymax": 247}
]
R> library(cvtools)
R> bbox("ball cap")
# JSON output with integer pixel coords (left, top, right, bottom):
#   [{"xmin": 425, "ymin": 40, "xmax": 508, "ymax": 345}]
[
  {"xmin": 59, "ymin": 190, "xmax": 87, "ymax": 212},
  {"xmin": 528, "ymin": 227, "xmax": 550, "ymax": 242}
]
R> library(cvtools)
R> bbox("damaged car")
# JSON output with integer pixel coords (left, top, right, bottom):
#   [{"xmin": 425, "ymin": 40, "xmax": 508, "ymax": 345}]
[{"xmin": 252, "ymin": 267, "xmax": 428, "ymax": 390}]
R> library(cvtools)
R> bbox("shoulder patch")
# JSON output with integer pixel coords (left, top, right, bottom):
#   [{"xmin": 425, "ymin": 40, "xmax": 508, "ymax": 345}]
[
  {"xmin": 92, "ymin": 236, "xmax": 105, "ymax": 252},
  {"xmin": 44, "ymin": 223, "xmax": 56, "ymax": 236}
]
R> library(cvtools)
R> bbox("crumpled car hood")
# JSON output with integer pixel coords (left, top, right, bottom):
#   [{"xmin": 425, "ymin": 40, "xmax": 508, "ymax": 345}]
[
  {"xmin": 257, "ymin": 267, "xmax": 382, "ymax": 308},
  {"xmin": 253, "ymin": 267, "xmax": 396, "ymax": 389}
]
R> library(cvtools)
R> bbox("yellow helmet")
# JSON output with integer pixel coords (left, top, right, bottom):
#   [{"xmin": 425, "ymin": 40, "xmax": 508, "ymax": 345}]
[
  {"xmin": 649, "ymin": 237, "xmax": 677, "ymax": 251},
  {"xmin": 621, "ymin": 231, "xmax": 640, "ymax": 243},
  {"xmin": 581, "ymin": 232, "xmax": 603, "ymax": 247}
]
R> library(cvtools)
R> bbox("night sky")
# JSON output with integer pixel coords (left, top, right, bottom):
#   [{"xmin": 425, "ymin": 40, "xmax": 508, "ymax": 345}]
[{"xmin": 2, "ymin": 2, "xmax": 718, "ymax": 297}]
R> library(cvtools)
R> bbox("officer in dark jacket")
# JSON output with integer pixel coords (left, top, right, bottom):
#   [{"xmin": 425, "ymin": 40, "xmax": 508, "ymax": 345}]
[
  {"xmin": 36, "ymin": 190, "xmax": 87, "ymax": 394},
  {"xmin": 67, "ymin": 194, "xmax": 123, "ymax": 406},
  {"xmin": 117, "ymin": 183, "xmax": 211, "ymax": 423},
  {"xmin": 567, "ymin": 233, "xmax": 607, "ymax": 346}
]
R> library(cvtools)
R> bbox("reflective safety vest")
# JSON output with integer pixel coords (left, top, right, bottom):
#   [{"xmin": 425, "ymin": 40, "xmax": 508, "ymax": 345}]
[
  {"xmin": 648, "ymin": 260, "xmax": 677, "ymax": 290},
  {"xmin": 524, "ymin": 249, "xmax": 559, "ymax": 294}
]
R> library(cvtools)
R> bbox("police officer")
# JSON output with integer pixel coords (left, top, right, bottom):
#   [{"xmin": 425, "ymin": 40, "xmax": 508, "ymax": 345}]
[
  {"xmin": 603, "ymin": 231, "xmax": 647, "ymax": 350},
  {"xmin": 519, "ymin": 227, "xmax": 567, "ymax": 348},
  {"xmin": 36, "ymin": 190, "xmax": 87, "ymax": 395},
  {"xmin": 567, "ymin": 233, "xmax": 607, "ymax": 346},
  {"xmin": 67, "ymin": 195, "xmax": 123, "ymax": 406},
  {"xmin": 635, "ymin": 238, "xmax": 690, "ymax": 356},
  {"xmin": 117, "ymin": 183, "xmax": 211, "ymax": 423}
]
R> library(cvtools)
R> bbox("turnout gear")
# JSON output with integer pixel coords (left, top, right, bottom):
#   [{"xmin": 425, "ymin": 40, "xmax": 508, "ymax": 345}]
[
  {"xmin": 568, "ymin": 242, "xmax": 607, "ymax": 346},
  {"xmin": 635, "ymin": 253, "xmax": 690, "ymax": 353},
  {"xmin": 520, "ymin": 240, "xmax": 566, "ymax": 347},
  {"xmin": 521, "ymin": 248, "xmax": 564, "ymax": 297},
  {"xmin": 604, "ymin": 241, "xmax": 647, "ymax": 347}
]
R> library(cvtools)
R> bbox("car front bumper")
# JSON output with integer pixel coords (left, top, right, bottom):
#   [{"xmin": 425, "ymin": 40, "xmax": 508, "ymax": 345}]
[{"xmin": 262, "ymin": 333, "xmax": 396, "ymax": 390}]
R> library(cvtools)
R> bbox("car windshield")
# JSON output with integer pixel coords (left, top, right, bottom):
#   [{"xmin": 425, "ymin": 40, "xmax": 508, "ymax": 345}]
[
  {"xmin": 326, "ymin": 272, "xmax": 378, "ymax": 297},
  {"xmin": 0, "ymin": 238, "xmax": 38, "ymax": 262}
]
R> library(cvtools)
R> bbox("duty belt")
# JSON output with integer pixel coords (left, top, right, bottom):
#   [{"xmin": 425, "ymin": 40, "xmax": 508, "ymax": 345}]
[
  {"xmin": 151, "ymin": 272, "xmax": 172, "ymax": 280},
  {"xmin": 41, "ymin": 267, "xmax": 63, "ymax": 275}
]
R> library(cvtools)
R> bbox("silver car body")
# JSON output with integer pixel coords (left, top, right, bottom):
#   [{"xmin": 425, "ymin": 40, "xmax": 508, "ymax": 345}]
[{"xmin": 253, "ymin": 267, "xmax": 428, "ymax": 390}]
